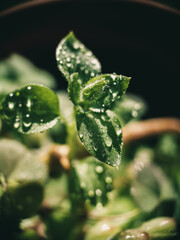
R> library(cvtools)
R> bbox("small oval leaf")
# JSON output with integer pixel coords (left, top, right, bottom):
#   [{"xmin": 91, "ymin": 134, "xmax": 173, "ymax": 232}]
[
  {"xmin": 0, "ymin": 84, "xmax": 60, "ymax": 134},
  {"xmin": 75, "ymin": 107, "xmax": 123, "ymax": 167},
  {"xmin": 56, "ymin": 32, "xmax": 101, "ymax": 84}
]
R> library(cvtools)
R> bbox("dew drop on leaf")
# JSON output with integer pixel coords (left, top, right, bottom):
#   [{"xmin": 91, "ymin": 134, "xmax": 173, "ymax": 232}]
[
  {"xmin": 95, "ymin": 166, "xmax": 104, "ymax": 174},
  {"xmin": 96, "ymin": 189, "xmax": 102, "ymax": 197}
]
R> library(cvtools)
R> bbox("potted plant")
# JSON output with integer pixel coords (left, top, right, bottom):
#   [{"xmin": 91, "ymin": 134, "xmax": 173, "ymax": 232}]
[{"xmin": 0, "ymin": 1, "xmax": 180, "ymax": 239}]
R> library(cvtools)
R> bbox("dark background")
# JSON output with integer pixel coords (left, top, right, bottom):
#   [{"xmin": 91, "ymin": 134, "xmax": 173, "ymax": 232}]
[{"xmin": 0, "ymin": 0, "xmax": 180, "ymax": 118}]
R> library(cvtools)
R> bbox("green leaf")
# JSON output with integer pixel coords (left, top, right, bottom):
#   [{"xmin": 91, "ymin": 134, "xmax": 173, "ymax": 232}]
[
  {"xmin": 85, "ymin": 209, "xmax": 140, "ymax": 240},
  {"xmin": 139, "ymin": 217, "xmax": 177, "ymax": 239},
  {"xmin": 75, "ymin": 108, "xmax": 123, "ymax": 167},
  {"xmin": 0, "ymin": 54, "xmax": 56, "ymax": 89},
  {"xmin": 82, "ymin": 74, "xmax": 130, "ymax": 111},
  {"xmin": 131, "ymin": 163, "xmax": 177, "ymax": 213},
  {"xmin": 69, "ymin": 157, "xmax": 113, "ymax": 206},
  {"xmin": 0, "ymin": 182, "xmax": 44, "ymax": 235},
  {"xmin": 0, "ymin": 84, "xmax": 60, "ymax": 134},
  {"xmin": 0, "ymin": 139, "xmax": 29, "ymax": 178},
  {"xmin": 0, "ymin": 138, "xmax": 47, "ymax": 183},
  {"xmin": 112, "ymin": 94, "xmax": 147, "ymax": 126},
  {"xmin": 56, "ymin": 32, "xmax": 101, "ymax": 84}
]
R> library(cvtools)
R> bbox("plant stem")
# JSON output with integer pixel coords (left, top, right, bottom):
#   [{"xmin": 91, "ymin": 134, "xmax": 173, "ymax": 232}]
[{"xmin": 123, "ymin": 117, "xmax": 180, "ymax": 145}]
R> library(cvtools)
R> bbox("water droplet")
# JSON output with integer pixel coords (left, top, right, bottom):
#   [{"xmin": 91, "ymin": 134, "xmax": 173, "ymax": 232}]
[
  {"xmin": 101, "ymin": 115, "xmax": 106, "ymax": 121},
  {"xmin": 79, "ymin": 133, "xmax": 83, "ymax": 138},
  {"xmin": 86, "ymin": 51, "xmax": 92, "ymax": 57},
  {"xmin": 95, "ymin": 166, "xmax": 104, "ymax": 174},
  {"xmin": 8, "ymin": 102, "xmax": 14, "ymax": 110},
  {"xmin": 14, "ymin": 121, "xmax": 20, "ymax": 129},
  {"xmin": 116, "ymin": 125, "xmax": 122, "ymax": 136},
  {"xmin": 88, "ymin": 190, "xmax": 94, "ymax": 197},
  {"xmin": 132, "ymin": 110, "xmax": 138, "ymax": 117},
  {"xmin": 112, "ymin": 92, "xmax": 118, "ymax": 98},
  {"xmin": 105, "ymin": 136, "xmax": 112, "ymax": 147},
  {"xmin": 26, "ymin": 99, "xmax": 31, "ymax": 108},
  {"xmin": 96, "ymin": 189, "xmax": 102, "ymax": 197},
  {"xmin": 101, "ymin": 223, "xmax": 110, "ymax": 232},
  {"xmin": 27, "ymin": 86, "xmax": 31, "ymax": 90},
  {"xmin": 91, "ymin": 72, "xmax": 95, "ymax": 77},
  {"xmin": 66, "ymin": 57, "xmax": 70, "ymax": 62},
  {"xmin": 105, "ymin": 176, "xmax": 112, "ymax": 184},
  {"xmin": 23, "ymin": 122, "xmax": 32, "ymax": 128},
  {"xmin": 111, "ymin": 74, "xmax": 116, "ymax": 81},
  {"xmin": 73, "ymin": 41, "xmax": 80, "ymax": 49}
]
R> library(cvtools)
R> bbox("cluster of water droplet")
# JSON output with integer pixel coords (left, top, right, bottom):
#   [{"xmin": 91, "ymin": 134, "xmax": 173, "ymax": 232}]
[{"xmin": 56, "ymin": 33, "xmax": 101, "ymax": 84}]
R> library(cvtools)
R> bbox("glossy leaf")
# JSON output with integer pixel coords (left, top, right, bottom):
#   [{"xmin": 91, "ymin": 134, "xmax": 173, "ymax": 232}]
[
  {"xmin": 0, "ymin": 84, "xmax": 60, "ymax": 134},
  {"xmin": 82, "ymin": 74, "xmax": 130, "ymax": 111},
  {"xmin": 112, "ymin": 94, "xmax": 146, "ymax": 126},
  {"xmin": 75, "ymin": 108, "xmax": 123, "ymax": 167},
  {"xmin": 56, "ymin": 32, "xmax": 101, "ymax": 84},
  {"xmin": 131, "ymin": 163, "xmax": 177, "ymax": 213},
  {"xmin": 139, "ymin": 217, "xmax": 177, "ymax": 239},
  {"xmin": 69, "ymin": 157, "xmax": 113, "ymax": 206}
]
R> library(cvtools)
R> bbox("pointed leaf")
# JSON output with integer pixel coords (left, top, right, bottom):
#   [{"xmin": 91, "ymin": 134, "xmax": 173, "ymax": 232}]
[
  {"xmin": 56, "ymin": 32, "xmax": 101, "ymax": 84},
  {"xmin": 0, "ymin": 84, "xmax": 60, "ymax": 134},
  {"xmin": 75, "ymin": 107, "xmax": 123, "ymax": 167},
  {"xmin": 82, "ymin": 74, "xmax": 130, "ymax": 111}
]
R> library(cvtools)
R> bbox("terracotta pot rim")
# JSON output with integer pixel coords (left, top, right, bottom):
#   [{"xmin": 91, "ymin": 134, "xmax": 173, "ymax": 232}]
[{"xmin": 0, "ymin": 0, "xmax": 180, "ymax": 18}]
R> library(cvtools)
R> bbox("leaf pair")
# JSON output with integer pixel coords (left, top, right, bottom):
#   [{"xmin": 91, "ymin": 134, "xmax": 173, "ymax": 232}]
[{"xmin": 56, "ymin": 32, "xmax": 130, "ymax": 167}]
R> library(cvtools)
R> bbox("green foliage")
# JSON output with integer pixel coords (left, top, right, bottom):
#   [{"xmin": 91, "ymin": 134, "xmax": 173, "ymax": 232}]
[
  {"xmin": 76, "ymin": 109, "xmax": 123, "ymax": 167},
  {"xmin": 56, "ymin": 32, "xmax": 101, "ymax": 84},
  {"xmin": 0, "ymin": 32, "xmax": 179, "ymax": 239},
  {"xmin": 69, "ymin": 157, "xmax": 113, "ymax": 206},
  {"xmin": 0, "ymin": 84, "xmax": 60, "ymax": 134},
  {"xmin": 131, "ymin": 163, "xmax": 177, "ymax": 214},
  {"xmin": 56, "ymin": 32, "xmax": 130, "ymax": 167},
  {"xmin": 0, "ymin": 54, "xmax": 56, "ymax": 101}
]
